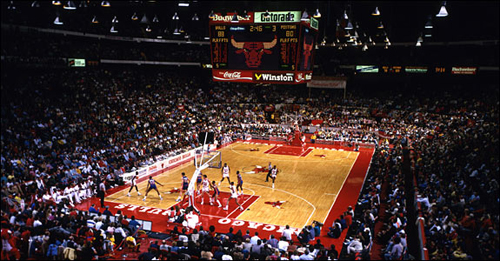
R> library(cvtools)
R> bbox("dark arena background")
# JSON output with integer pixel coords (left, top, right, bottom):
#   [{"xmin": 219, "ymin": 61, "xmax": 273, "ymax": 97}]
[{"xmin": 1, "ymin": 1, "xmax": 499, "ymax": 260}]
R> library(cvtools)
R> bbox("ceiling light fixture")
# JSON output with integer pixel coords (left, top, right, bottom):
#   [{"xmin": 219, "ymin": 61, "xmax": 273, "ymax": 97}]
[
  {"xmin": 110, "ymin": 25, "xmax": 118, "ymax": 33},
  {"xmin": 7, "ymin": 1, "xmax": 16, "ymax": 10},
  {"xmin": 52, "ymin": 1, "xmax": 61, "ymax": 6},
  {"xmin": 78, "ymin": 1, "xmax": 87, "ymax": 8},
  {"xmin": 377, "ymin": 21, "xmax": 384, "ymax": 29},
  {"xmin": 31, "ymin": 1, "xmax": 40, "ymax": 8},
  {"xmin": 343, "ymin": 10, "xmax": 348, "ymax": 20},
  {"xmin": 140, "ymin": 14, "xmax": 149, "ymax": 24},
  {"xmin": 54, "ymin": 15, "xmax": 63, "ymax": 25},
  {"xmin": 101, "ymin": 1, "xmax": 110, "ymax": 7},
  {"xmin": 192, "ymin": 13, "xmax": 199, "ymax": 21},
  {"xmin": 345, "ymin": 20, "xmax": 353, "ymax": 30},
  {"xmin": 63, "ymin": 1, "xmax": 76, "ymax": 10},
  {"xmin": 112, "ymin": 16, "xmax": 118, "ymax": 23},
  {"xmin": 208, "ymin": 10, "xmax": 215, "ymax": 19},
  {"xmin": 131, "ymin": 12, "xmax": 139, "ymax": 20},
  {"xmin": 436, "ymin": 1, "xmax": 448, "ymax": 17},
  {"xmin": 372, "ymin": 7, "xmax": 380, "ymax": 16},
  {"xmin": 313, "ymin": 9, "xmax": 321, "ymax": 18},
  {"xmin": 172, "ymin": 12, "xmax": 179, "ymax": 20},
  {"xmin": 152, "ymin": 15, "xmax": 159, "ymax": 23},
  {"xmin": 91, "ymin": 15, "xmax": 99, "ymax": 23},
  {"xmin": 231, "ymin": 11, "xmax": 238, "ymax": 23},
  {"xmin": 425, "ymin": 16, "xmax": 433, "ymax": 28},
  {"xmin": 301, "ymin": 10, "xmax": 309, "ymax": 21}
]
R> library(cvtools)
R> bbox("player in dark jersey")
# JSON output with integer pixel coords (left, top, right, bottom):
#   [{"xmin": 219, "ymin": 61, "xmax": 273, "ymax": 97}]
[
  {"xmin": 177, "ymin": 172, "xmax": 190, "ymax": 202},
  {"xmin": 210, "ymin": 181, "xmax": 223, "ymax": 207},
  {"xmin": 236, "ymin": 171, "xmax": 244, "ymax": 195},
  {"xmin": 196, "ymin": 171, "xmax": 203, "ymax": 195},
  {"xmin": 127, "ymin": 171, "xmax": 141, "ymax": 197},
  {"xmin": 143, "ymin": 176, "xmax": 163, "ymax": 201}
]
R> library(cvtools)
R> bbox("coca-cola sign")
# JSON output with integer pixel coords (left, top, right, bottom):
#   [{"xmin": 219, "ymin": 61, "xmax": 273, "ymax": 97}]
[
  {"xmin": 222, "ymin": 71, "xmax": 241, "ymax": 79},
  {"xmin": 212, "ymin": 70, "xmax": 253, "ymax": 82}
]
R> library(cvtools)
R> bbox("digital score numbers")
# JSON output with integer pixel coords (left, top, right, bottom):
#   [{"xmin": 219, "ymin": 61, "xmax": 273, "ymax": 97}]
[{"xmin": 211, "ymin": 24, "xmax": 299, "ymax": 70}]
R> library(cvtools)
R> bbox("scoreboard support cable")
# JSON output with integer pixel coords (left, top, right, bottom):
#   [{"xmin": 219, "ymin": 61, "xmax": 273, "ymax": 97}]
[{"xmin": 209, "ymin": 11, "xmax": 318, "ymax": 84}]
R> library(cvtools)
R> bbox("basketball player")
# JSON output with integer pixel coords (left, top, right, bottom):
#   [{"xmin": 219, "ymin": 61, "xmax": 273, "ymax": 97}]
[
  {"xmin": 196, "ymin": 171, "xmax": 203, "ymax": 195},
  {"xmin": 270, "ymin": 165, "xmax": 278, "ymax": 189},
  {"xmin": 249, "ymin": 147, "xmax": 260, "ymax": 151},
  {"xmin": 199, "ymin": 174, "xmax": 211, "ymax": 205},
  {"xmin": 143, "ymin": 176, "xmax": 163, "ymax": 201},
  {"xmin": 210, "ymin": 181, "xmax": 223, "ymax": 207},
  {"xmin": 224, "ymin": 182, "xmax": 243, "ymax": 211},
  {"xmin": 236, "ymin": 171, "xmax": 244, "ymax": 195},
  {"xmin": 177, "ymin": 172, "xmax": 190, "ymax": 202},
  {"xmin": 219, "ymin": 163, "xmax": 231, "ymax": 186},
  {"xmin": 127, "ymin": 172, "xmax": 141, "ymax": 197}
]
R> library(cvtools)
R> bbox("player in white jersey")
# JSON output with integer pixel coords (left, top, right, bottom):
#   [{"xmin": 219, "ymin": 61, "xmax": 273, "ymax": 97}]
[
  {"xmin": 270, "ymin": 165, "xmax": 278, "ymax": 189},
  {"xmin": 127, "ymin": 172, "xmax": 141, "ymax": 197},
  {"xmin": 199, "ymin": 175, "xmax": 212, "ymax": 205},
  {"xmin": 219, "ymin": 163, "xmax": 231, "ymax": 186},
  {"xmin": 224, "ymin": 182, "xmax": 244, "ymax": 211}
]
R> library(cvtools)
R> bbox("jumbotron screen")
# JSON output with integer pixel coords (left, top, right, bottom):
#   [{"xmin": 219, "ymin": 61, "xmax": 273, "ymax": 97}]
[{"xmin": 209, "ymin": 11, "xmax": 318, "ymax": 84}]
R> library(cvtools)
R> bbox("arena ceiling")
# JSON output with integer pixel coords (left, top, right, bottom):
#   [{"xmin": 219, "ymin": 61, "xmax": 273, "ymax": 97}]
[{"xmin": 1, "ymin": 1, "xmax": 499, "ymax": 43}]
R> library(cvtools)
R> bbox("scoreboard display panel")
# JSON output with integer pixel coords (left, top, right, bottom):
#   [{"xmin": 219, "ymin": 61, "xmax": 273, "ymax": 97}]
[{"xmin": 209, "ymin": 11, "xmax": 318, "ymax": 84}]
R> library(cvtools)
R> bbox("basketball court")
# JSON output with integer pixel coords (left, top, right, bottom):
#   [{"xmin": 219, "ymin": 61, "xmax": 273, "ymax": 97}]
[{"xmin": 76, "ymin": 139, "xmax": 374, "ymax": 243}]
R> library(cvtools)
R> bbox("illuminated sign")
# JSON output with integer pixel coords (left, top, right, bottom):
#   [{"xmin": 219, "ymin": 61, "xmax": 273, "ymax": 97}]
[
  {"xmin": 68, "ymin": 58, "xmax": 85, "ymax": 67},
  {"xmin": 356, "ymin": 65, "xmax": 378, "ymax": 73},
  {"xmin": 451, "ymin": 67, "xmax": 477, "ymax": 75},
  {"xmin": 201, "ymin": 64, "xmax": 213, "ymax": 69},
  {"xmin": 253, "ymin": 72, "xmax": 295, "ymax": 82},
  {"xmin": 405, "ymin": 66, "xmax": 428, "ymax": 73},
  {"xmin": 382, "ymin": 66, "xmax": 402, "ymax": 73},
  {"xmin": 435, "ymin": 67, "xmax": 446, "ymax": 73},
  {"xmin": 254, "ymin": 11, "xmax": 302, "ymax": 23}
]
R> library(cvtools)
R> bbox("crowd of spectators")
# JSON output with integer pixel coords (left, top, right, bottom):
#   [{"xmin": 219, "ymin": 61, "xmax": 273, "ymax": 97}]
[{"xmin": 1, "ymin": 63, "xmax": 498, "ymax": 260}]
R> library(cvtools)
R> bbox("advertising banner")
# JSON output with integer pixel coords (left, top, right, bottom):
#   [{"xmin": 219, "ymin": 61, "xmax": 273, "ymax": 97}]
[
  {"xmin": 451, "ymin": 67, "xmax": 477, "ymax": 75},
  {"xmin": 254, "ymin": 11, "xmax": 302, "ymax": 23},
  {"xmin": 307, "ymin": 76, "xmax": 347, "ymax": 89}
]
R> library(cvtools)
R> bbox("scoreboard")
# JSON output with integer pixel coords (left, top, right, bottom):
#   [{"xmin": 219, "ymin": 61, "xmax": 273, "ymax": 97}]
[{"xmin": 209, "ymin": 11, "xmax": 318, "ymax": 84}]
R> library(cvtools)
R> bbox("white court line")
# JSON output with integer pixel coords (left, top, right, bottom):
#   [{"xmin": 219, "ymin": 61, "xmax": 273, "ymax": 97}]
[
  {"xmin": 234, "ymin": 188, "xmax": 260, "ymax": 219},
  {"xmin": 322, "ymin": 152, "xmax": 359, "ymax": 224},
  {"xmin": 226, "ymin": 187, "xmax": 256, "ymax": 218},
  {"xmin": 298, "ymin": 147, "xmax": 313, "ymax": 157},
  {"xmin": 265, "ymin": 146, "xmax": 280, "ymax": 154},
  {"xmin": 230, "ymin": 142, "xmax": 339, "ymax": 163},
  {"xmin": 108, "ymin": 182, "xmax": 179, "ymax": 202},
  {"xmin": 324, "ymin": 193, "xmax": 337, "ymax": 196},
  {"xmin": 245, "ymin": 182, "xmax": 316, "ymax": 228}
]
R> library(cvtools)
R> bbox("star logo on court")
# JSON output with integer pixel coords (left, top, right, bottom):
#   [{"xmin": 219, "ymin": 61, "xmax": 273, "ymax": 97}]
[{"xmin": 265, "ymin": 201, "xmax": 286, "ymax": 209}]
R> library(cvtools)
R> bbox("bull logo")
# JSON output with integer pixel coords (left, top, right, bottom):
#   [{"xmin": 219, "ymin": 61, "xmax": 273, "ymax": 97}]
[
  {"xmin": 302, "ymin": 38, "xmax": 314, "ymax": 70},
  {"xmin": 231, "ymin": 36, "xmax": 277, "ymax": 68}
]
